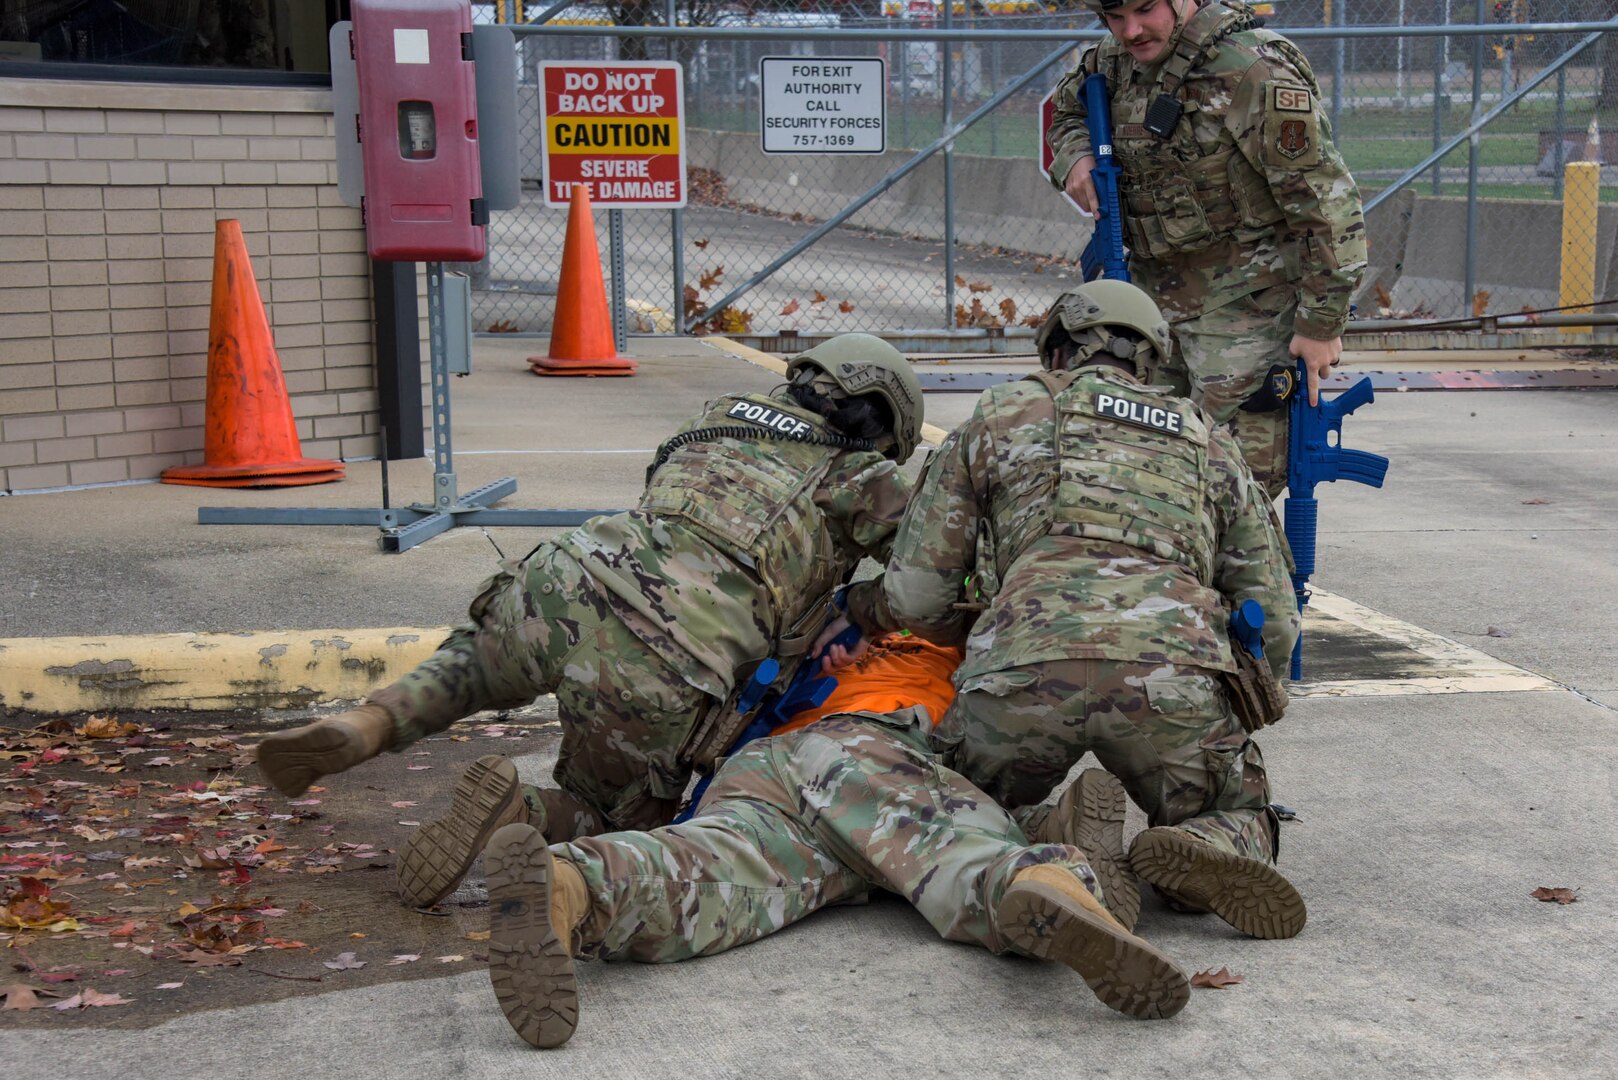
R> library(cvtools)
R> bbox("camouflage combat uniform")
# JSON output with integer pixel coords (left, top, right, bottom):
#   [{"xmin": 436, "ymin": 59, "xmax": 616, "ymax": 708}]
[
  {"xmin": 554, "ymin": 708, "xmax": 1103, "ymax": 963},
  {"xmin": 367, "ymin": 391, "xmax": 912, "ymax": 834},
  {"xmin": 1046, "ymin": 0, "xmax": 1368, "ymax": 494},
  {"xmin": 858, "ymin": 366, "xmax": 1299, "ymax": 864}
]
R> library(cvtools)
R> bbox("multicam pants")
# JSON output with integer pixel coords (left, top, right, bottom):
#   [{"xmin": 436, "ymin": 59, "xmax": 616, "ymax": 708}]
[
  {"xmin": 555, "ymin": 709, "xmax": 1102, "ymax": 963},
  {"xmin": 937, "ymin": 660, "xmax": 1277, "ymax": 864},
  {"xmin": 368, "ymin": 542, "xmax": 712, "ymax": 834},
  {"xmin": 1166, "ymin": 283, "xmax": 1298, "ymax": 498}
]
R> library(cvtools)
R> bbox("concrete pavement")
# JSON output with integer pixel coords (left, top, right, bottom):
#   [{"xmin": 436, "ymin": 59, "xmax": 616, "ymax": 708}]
[{"xmin": 2, "ymin": 335, "xmax": 1615, "ymax": 1077}]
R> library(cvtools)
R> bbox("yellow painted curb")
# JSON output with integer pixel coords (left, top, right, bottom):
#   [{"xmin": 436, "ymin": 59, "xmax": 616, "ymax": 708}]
[
  {"xmin": 703, "ymin": 336, "xmax": 953, "ymax": 447},
  {"xmin": 0, "ymin": 628, "xmax": 451, "ymax": 716}
]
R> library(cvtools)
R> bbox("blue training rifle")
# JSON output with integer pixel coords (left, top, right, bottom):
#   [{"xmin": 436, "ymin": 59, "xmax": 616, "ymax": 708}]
[
  {"xmin": 1230, "ymin": 598, "xmax": 1266, "ymax": 661},
  {"xmin": 1285, "ymin": 359, "xmax": 1390, "ymax": 680},
  {"xmin": 673, "ymin": 623, "xmax": 864, "ymax": 822},
  {"xmin": 1078, "ymin": 72, "xmax": 1131, "ymax": 284}
]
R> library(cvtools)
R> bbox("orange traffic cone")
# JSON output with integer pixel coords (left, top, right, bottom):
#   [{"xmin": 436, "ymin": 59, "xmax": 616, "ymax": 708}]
[
  {"xmin": 162, "ymin": 220, "xmax": 345, "ymax": 488},
  {"xmin": 528, "ymin": 186, "xmax": 637, "ymax": 378}
]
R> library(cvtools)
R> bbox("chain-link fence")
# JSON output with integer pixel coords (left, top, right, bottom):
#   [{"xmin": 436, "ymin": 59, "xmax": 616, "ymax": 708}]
[{"xmin": 465, "ymin": 3, "xmax": 1618, "ymax": 336}]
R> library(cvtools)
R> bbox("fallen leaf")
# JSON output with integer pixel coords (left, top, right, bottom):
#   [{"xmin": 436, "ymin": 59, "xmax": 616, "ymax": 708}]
[
  {"xmin": 1521, "ymin": 498, "xmax": 1551, "ymax": 505},
  {"xmin": 954, "ymin": 274, "xmax": 967, "ymax": 287},
  {"xmin": 698, "ymin": 265, "xmax": 724, "ymax": 290},
  {"xmin": 389, "ymin": 802, "xmax": 417, "ymax": 809},
  {"xmin": 1, "ymin": 983, "xmax": 60, "ymax": 1011},
  {"xmin": 1190, "ymin": 967, "xmax": 1244, "ymax": 989},
  {"xmin": 967, "ymin": 280, "xmax": 992, "ymax": 293},
  {"xmin": 263, "ymin": 938, "xmax": 309, "ymax": 950},
  {"xmin": 464, "ymin": 930, "xmax": 491, "ymax": 942},
  {"xmin": 1485, "ymin": 626, "xmax": 1512, "ymax": 638},
  {"xmin": 1374, "ymin": 281, "xmax": 1394, "ymax": 309},
  {"xmin": 50, "ymin": 987, "xmax": 133, "ymax": 1009},
  {"xmin": 405, "ymin": 765, "xmax": 432, "ymax": 772},
  {"xmin": 156, "ymin": 982, "xmax": 185, "ymax": 990},
  {"xmin": 692, "ymin": 237, "xmax": 709, "ymax": 250},
  {"xmin": 435, "ymin": 954, "xmax": 466, "ymax": 964},
  {"xmin": 812, "ymin": 290, "xmax": 827, "ymax": 304},
  {"xmin": 322, "ymin": 952, "xmax": 366, "ymax": 971},
  {"xmin": 77, "ymin": 715, "xmax": 140, "ymax": 739},
  {"xmin": 485, "ymin": 319, "xmax": 519, "ymax": 334},
  {"xmin": 779, "ymin": 298, "xmax": 800, "ymax": 316},
  {"xmin": 387, "ymin": 954, "xmax": 421, "ymax": 966},
  {"xmin": 350, "ymin": 932, "xmax": 368, "ymax": 939},
  {"xmin": 837, "ymin": 300, "xmax": 854, "ymax": 314},
  {"xmin": 1471, "ymin": 289, "xmax": 1491, "ymax": 317},
  {"xmin": 998, "ymin": 297, "xmax": 1018, "ymax": 323},
  {"xmin": 1530, "ymin": 886, "xmax": 1578, "ymax": 905}
]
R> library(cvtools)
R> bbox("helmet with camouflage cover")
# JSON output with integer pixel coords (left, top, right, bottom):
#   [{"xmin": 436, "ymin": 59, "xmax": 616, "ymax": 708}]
[
  {"xmin": 1035, "ymin": 281, "xmax": 1173, "ymax": 381},
  {"xmin": 786, "ymin": 334, "xmax": 925, "ymax": 463}
]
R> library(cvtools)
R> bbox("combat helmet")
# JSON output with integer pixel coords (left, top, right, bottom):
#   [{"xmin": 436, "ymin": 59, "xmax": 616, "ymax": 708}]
[
  {"xmin": 786, "ymin": 334, "xmax": 925, "ymax": 463},
  {"xmin": 1034, "ymin": 281, "xmax": 1173, "ymax": 381}
]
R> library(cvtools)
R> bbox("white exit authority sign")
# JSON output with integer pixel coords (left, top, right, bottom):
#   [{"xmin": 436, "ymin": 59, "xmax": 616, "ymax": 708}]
[{"xmin": 760, "ymin": 56, "xmax": 885, "ymax": 155}]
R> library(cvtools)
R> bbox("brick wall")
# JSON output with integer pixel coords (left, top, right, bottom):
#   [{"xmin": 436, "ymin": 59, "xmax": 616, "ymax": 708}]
[{"xmin": 0, "ymin": 78, "xmax": 381, "ymax": 493}]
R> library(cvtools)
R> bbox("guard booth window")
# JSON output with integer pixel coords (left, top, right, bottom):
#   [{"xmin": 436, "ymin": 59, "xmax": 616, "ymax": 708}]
[{"xmin": 0, "ymin": 0, "xmax": 345, "ymax": 84}]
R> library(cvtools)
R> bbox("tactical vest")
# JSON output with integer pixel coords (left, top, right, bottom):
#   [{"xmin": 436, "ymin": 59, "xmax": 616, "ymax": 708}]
[
  {"xmin": 1015, "ymin": 370, "xmax": 1218, "ymax": 583},
  {"xmin": 1089, "ymin": 1, "xmax": 1301, "ymax": 264},
  {"xmin": 639, "ymin": 393, "xmax": 845, "ymax": 639}
]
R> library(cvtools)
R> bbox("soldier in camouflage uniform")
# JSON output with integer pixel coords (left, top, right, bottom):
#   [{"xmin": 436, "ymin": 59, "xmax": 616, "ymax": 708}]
[
  {"xmin": 1046, "ymin": 0, "xmax": 1367, "ymax": 495},
  {"xmin": 840, "ymin": 282, "xmax": 1307, "ymax": 941},
  {"xmin": 480, "ymin": 703, "xmax": 1193, "ymax": 1049},
  {"xmin": 255, "ymin": 335, "xmax": 922, "ymax": 907}
]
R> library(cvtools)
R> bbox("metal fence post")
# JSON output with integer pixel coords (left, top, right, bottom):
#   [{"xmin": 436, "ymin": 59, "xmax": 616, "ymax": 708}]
[
  {"xmin": 1433, "ymin": 14, "xmax": 1446, "ymax": 195},
  {"xmin": 668, "ymin": 0, "xmax": 683, "ymax": 331},
  {"xmin": 1331, "ymin": 0, "xmax": 1345, "ymax": 135},
  {"xmin": 1553, "ymin": 65, "xmax": 1567, "ymax": 199},
  {"xmin": 1465, "ymin": 0, "xmax": 1484, "ymax": 316},
  {"xmin": 943, "ymin": 0, "xmax": 957, "ymax": 330},
  {"xmin": 609, "ymin": 208, "xmax": 627, "ymax": 351}
]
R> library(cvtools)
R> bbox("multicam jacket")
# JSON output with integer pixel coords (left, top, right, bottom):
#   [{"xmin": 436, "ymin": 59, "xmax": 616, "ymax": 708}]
[
  {"xmin": 554, "ymin": 391, "xmax": 913, "ymax": 698},
  {"xmin": 1046, "ymin": 0, "xmax": 1367, "ymax": 338},
  {"xmin": 869, "ymin": 366, "xmax": 1298, "ymax": 681}
]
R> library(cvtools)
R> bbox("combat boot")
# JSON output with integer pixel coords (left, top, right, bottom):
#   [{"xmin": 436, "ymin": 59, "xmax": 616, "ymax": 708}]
[
  {"xmin": 255, "ymin": 703, "xmax": 396, "ymax": 798},
  {"xmin": 996, "ymin": 864, "xmax": 1190, "ymax": 1020},
  {"xmin": 485, "ymin": 822, "xmax": 590, "ymax": 1049},
  {"xmin": 397, "ymin": 756, "xmax": 529, "ymax": 908},
  {"xmin": 1034, "ymin": 769, "xmax": 1141, "ymax": 932},
  {"xmin": 1129, "ymin": 825, "xmax": 1307, "ymax": 940}
]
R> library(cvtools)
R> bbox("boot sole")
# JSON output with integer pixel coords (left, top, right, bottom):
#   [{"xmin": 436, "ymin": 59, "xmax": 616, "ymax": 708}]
[
  {"xmin": 486, "ymin": 822, "xmax": 579, "ymax": 1049},
  {"xmin": 1130, "ymin": 828, "xmax": 1307, "ymax": 940},
  {"xmin": 999, "ymin": 880, "xmax": 1190, "ymax": 1020},
  {"xmin": 398, "ymin": 755, "xmax": 523, "ymax": 908},
  {"xmin": 255, "ymin": 722, "xmax": 357, "ymax": 798},
  {"xmin": 1069, "ymin": 770, "xmax": 1142, "ymax": 933}
]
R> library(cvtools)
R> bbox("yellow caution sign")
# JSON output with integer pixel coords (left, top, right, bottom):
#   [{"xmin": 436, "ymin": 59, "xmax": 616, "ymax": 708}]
[{"xmin": 546, "ymin": 117, "xmax": 680, "ymax": 154}]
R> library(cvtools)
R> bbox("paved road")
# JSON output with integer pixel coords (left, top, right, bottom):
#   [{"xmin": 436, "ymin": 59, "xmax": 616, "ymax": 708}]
[{"xmin": 3, "ymin": 337, "xmax": 1616, "ymax": 1077}]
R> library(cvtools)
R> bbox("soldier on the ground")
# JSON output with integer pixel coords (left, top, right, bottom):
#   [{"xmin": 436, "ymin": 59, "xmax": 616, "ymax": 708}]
[
  {"xmin": 254, "ymin": 335, "xmax": 923, "ymax": 908},
  {"xmin": 1046, "ymin": 0, "xmax": 1367, "ymax": 494},
  {"xmin": 470, "ymin": 634, "xmax": 1191, "ymax": 1049},
  {"xmin": 829, "ymin": 282, "xmax": 1306, "ymax": 940}
]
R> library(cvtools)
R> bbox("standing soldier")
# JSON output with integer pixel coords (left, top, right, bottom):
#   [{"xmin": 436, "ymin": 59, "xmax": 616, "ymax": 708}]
[
  {"xmin": 832, "ymin": 283, "xmax": 1305, "ymax": 940},
  {"xmin": 255, "ymin": 335, "xmax": 923, "ymax": 909},
  {"xmin": 1047, "ymin": 0, "xmax": 1367, "ymax": 495}
]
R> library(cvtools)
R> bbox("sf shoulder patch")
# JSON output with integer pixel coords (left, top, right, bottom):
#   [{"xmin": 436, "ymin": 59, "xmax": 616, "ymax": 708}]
[
  {"xmin": 1265, "ymin": 83, "xmax": 1320, "ymax": 168},
  {"xmin": 726, "ymin": 399, "xmax": 814, "ymax": 438},
  {"xmin": 1095, "ymin": 392, "xmax": 1186, "ymax": 436}
]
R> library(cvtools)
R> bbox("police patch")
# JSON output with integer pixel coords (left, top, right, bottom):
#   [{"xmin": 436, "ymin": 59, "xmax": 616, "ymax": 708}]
[
  {"xmin": 1277, "ymin": 119, "xmax": 1310, "ymax": 160},
  {"xmin": 726, "ymin": 399, "xmax": 814, "ymax": 438},
  {"xmin": 1094, "ymin": 393, "xmax": 1186, "ymax": 436}
]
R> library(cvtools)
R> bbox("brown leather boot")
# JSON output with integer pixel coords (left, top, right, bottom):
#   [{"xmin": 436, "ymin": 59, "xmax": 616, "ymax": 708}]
[
  {"xmin": 1036, "ymin": 769, "xmax": 1141, "ymax": 932},
  {"xmin": 397, "ymin": 756, "xmax": 530, "ymax": 908},
  {"xmin": 997, "ymin": 864, "xmax": 1190, "ymax": 1020},
  {"xmin": 485, "ymin": 822, "xmax": 590, "ymax": 1049},
  {"xmin": 255, "ymin": 703, "xmax": 396, "ymax": 797},
  {"xmin": 1130, "ymin": 826, "xmax": 1307, "ymax": 940}
]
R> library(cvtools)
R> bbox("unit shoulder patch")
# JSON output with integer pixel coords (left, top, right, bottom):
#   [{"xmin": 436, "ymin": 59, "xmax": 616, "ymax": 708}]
[
  {"xmin": 725, "ymin": 399, "xmax": 815, "ymax": 439},
  {"xmin": 1094, "ymin": 392, "xmax": 1186, "ymax": 436},
  {"xmin": 1263, "ymin": 83, "xmax": 1321, "ymax": 168}
]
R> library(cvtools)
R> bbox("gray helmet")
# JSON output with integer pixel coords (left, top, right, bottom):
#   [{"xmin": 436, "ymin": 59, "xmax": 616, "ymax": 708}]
[
  {"xmin": 786, "ymin": 334, "xmax": 925, "ymax": 463},
  {"xmin": 1034, "ymin": 281, "xmax": 1173, "ymax": 380}
]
